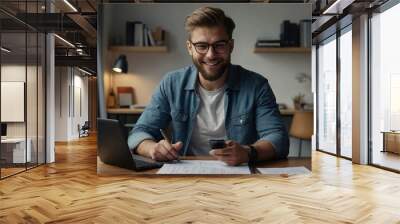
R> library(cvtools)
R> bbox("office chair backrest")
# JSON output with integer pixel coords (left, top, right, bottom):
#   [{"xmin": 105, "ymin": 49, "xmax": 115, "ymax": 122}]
[{"xmin": 82, "ymin": 121, "xmax": 90, "ymax": 130}]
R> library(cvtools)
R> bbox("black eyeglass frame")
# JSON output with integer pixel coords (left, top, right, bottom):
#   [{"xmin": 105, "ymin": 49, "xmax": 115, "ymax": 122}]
[{"xmin": 189, "ymin": 39, "xmax": 232, "ymax": 54}]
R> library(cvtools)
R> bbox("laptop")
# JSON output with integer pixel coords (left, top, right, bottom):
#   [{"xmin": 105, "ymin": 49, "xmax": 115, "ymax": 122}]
[{"xmin": 97, "ymin": 118, "xmax": 163, "ymax": 171}]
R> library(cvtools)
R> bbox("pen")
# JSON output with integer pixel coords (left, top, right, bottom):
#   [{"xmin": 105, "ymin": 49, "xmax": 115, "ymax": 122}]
[{"xmin": 160, "ymin": 129, "xmax": 180, "ymax": 162}]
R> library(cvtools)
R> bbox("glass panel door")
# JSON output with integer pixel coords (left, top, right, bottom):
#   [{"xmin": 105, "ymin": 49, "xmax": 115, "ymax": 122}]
[
  {"xmin": 339, "ymin": 27, "xmax": 352, "ymax": 158},
  {"xmin": 27, "ymin": 30, "xmax": 38, "ymax": 169},
  {"xmin": 0, "ymin": 1, "xmax": 46, "ymax": 178},
  {"xmin": 317, "ymin": 35, "xmax": 337, "ymax": 154},
  {"xmin": 38, "ymin": 32, "xmax": 46, "ymax": 165},
  {"xmin": 371, "ymin": 3, "xmax": 400, "ymax": 171},
  {"xmin": 1, "ymin": 31, "xmax": 28, "ymax": 177}
]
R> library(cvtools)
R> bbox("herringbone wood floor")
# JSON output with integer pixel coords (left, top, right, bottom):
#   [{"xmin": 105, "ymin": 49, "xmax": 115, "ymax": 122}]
[{"xmin": 1, "ymin": 135, "xmax": 400, "ymax": 223}]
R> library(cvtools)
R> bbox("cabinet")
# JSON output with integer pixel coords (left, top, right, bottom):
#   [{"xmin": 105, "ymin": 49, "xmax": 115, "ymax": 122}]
[
  {"xmin": 1, "ymin": 138, "xmax": 32, "ymax": 165},
  {"xmin": 382, "ymin": 131, "xmax": 400, "ymax": 154}
]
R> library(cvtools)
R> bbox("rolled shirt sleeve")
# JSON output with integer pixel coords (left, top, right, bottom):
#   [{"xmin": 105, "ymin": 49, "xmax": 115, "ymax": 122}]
[
  {"xmin": 255, "ymin": 80, "xmax": 290, "ymax": 159},
  {"xmin": 127, "ymin": 75, "xmax": 172, "ymax": 151}
]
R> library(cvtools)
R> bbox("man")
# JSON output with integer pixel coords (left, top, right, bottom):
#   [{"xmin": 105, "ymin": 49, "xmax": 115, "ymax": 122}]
[{"xmin": 128, "ymin": 6, "xmax": 289, "ymax": 166}]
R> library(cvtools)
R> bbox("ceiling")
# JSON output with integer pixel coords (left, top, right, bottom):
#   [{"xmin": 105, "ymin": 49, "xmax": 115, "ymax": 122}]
[{"xmin": 0, "ymin": 0, "xmax": 97, "ymax": 74}]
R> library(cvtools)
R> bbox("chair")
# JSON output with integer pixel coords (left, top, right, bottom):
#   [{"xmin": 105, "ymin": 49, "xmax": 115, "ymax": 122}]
[
  {"xmin": 78, "ymin": 121, "xmax": 90, "ymax": 138},
  {"xmin": 289, "ymin": 110, "xmax": 313, "ymax": 157}
]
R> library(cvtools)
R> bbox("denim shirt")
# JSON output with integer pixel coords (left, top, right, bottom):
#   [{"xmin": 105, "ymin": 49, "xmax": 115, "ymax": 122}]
[{"xmin": 128, "ymin": 64, "xmax": 289, "ymax": 159}]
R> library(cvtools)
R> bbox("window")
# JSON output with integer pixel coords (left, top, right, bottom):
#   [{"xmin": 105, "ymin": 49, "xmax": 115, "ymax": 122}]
[
  {"xmin": 317, "ymin": 35, "xmax": 337, "ymax": 154},
  {"xmin": 370, "ymin": 2, "xmax": 400, "ymax": 171},
  {"xmin": 316, "ymin": 23, "xmax": 353, "ymax": 159},
  {"xmin": 339, "ymin": 26, "xmax": 352, "ymax": 158}
]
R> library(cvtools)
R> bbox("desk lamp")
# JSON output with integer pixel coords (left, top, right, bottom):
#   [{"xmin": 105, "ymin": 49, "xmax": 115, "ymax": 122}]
[
  {"xmin": 112, "ymin": 55, "xmax": 128, "ymax": 73},
  {"xmin": 108, "ymin": 55, "xmax": 128, "ymax": 108}
]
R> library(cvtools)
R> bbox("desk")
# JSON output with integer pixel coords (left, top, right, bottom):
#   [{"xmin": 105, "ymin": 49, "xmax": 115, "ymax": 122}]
[
  {"xmin": 107, "ymin": 108, "xmax": 144, "ymax": 128},
  {"xmin": 1, "ymin": 138, "xmax": 32, "ymax": 164},
  {"xmin": 107, "ymin": 108, "xmax": 145, "ymax": 115},
  {"xmin": 381, "ymin": 131, "xmax": 400, "ymax": 154},
  {"xmin": 107, "ymin": 108, "xmax": 308, "ymax": 157},
  {"xmin": 97, "ymin": 156, "xmax": 311, "ymax": 176},
  {"xmin": 107, "ymin": 107, "xmax": 296, "ymax": 130},
  {"xmin": 107, "ymin": 108, "xmax": 295, "ymax": 116}
]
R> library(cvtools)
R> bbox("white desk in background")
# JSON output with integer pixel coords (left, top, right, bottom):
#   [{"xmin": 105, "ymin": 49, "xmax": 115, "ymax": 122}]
[{"xmin": 1, "ymin": 138, "xmax": 32, "ymax": 163}]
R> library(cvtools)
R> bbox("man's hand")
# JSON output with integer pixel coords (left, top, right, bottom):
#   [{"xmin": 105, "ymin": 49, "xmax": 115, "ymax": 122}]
[
  {"xmin": 149, "ymin": 140, "xmax": 183, "ymax": 162},
  {"xmin": 209, "ymin": 140, "xmax": 249, "ymax": 166}
]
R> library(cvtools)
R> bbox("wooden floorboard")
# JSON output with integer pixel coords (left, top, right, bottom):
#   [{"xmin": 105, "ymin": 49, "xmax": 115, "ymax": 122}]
[{"xmin": 1, "ymin": 135, "xmax": 400, "ymax": 223}]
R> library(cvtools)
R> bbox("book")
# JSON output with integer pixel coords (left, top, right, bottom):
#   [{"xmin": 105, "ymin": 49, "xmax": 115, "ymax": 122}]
[
  {"xmin": 153, "ymin": 26, "xmax": 165, "ymax": 46},
  {"xmin": 256, "ymin": 43, "xmax": 281, "ymax": 47},
  {"xmin": 147, "ymin": 28, "xmax": 156, "ymax": 46},
  {"xmin": 280, "ymin": 20, "xmax": 300, "ymax": 47},
  {"xmin": 126, "ymin": 22, "xmax": 134, "ymax": 45},
  {"xmin": 256, "ymin": 45, "xmax": 281, "ymax": 48},
  {"xmin": 300, "ymin": 20, "xmax": 311, "ymax": 48},
  {"xmin": 144, "ymin": 25, "xmax": 149, "ymax": 46},
  {"xmin": 134, "ymin": 22, "xmax": 143, "ymax": 46},
  {"xmin": 256, "ymin": 40, "xmax": 281, "ymax": 47},
  {"xmin": 128, "ymin": 23, "xmax": 165, "ymax": 47},
  {"xmin": 257, "ymin": 40, "xmax": 281, "ymax": 43},
  {"xmin": 126, "ymin": 21, "xmax": 141, "ymax": 46}
]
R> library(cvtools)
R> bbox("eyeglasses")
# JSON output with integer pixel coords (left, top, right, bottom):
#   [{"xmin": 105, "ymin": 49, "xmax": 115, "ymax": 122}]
[{"xmin": 190, "ymin": 40, "xmax": 231, "ymax": 54}]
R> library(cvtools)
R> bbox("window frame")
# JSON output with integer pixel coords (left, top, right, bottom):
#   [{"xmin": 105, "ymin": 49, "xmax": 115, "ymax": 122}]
[{"xmin": 315, "ymin": 19, "xmax": 353, "ymax": 160}]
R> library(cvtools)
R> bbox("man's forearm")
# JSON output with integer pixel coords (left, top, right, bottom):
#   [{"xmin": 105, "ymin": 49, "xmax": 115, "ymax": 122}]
[
  {"xmin": 251, "ymin": 140, "xmax": 276, "ymax": 162},
  {"xmin": 136, "ymin": 139, "xmax": 156, "ymax": 158}
]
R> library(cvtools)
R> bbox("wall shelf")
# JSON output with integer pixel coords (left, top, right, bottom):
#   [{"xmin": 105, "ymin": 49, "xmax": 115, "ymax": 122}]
[
  {"xmin": 109, "ymin": 46, "xmax": 168, "ymax": 53},
  {"xmin": 253, "ymin": 47, "xmax": 311, "ymax": 53}
]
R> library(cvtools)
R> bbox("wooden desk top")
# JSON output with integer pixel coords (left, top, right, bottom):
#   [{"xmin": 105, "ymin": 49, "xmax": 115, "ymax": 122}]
[
  {"xmin": 97, "ymin": 156, "xmax": 311, "ymax": 176},
  {"xmin": 107, "ymin": 108, "xmax": 296, "ymax": 115},
  {"xmin": 381, "ymin": 131, "xmax": 400, "ymax": 134},
  {"xmin": 1, "ymin": 137, "xmax": 30, "ymax": 143},
  {"xmin": 107, "ymin": 108, "xmax": 145, "ymax": 114}
]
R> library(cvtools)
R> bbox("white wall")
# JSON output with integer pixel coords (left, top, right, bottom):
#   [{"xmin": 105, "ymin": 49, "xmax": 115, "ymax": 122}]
[
  {"xmin": 1, "ymin": 65, "xmax": 27, "ymax": 139},
  {"xmin": 55, "ymin": 67, "xmax": 68, "ymax": 141},
  {"xmin": 1, "ymin": 65, "xmax": 38, "ymax": 137},
  {"xmin": 55, "ymin": 67, "xmax": 89, "ymax": 141},
  {"xmin": 103, "ymin": 3, "xmax": 312, "ymax": 108}
]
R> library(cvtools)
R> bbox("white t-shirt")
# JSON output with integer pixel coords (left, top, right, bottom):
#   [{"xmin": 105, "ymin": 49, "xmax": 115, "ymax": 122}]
[{"xmin": 189, "ymin": 85, "xmax": 227, "ymax": 155}]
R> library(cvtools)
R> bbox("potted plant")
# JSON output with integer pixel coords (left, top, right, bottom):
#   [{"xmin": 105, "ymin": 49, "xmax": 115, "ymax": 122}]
[{"xmin": 293, "ymin": 93, "xmax": 305, "ymax": 110}]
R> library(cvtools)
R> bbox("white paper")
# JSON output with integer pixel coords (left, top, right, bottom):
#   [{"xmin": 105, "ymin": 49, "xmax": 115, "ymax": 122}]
[
  {"xmin": 257, "ymin": 166, "xmax": 310, "ymax": 175},
  {"xmin": 157, "ymin": 160, "xmax": 251, "ymax": 174}
]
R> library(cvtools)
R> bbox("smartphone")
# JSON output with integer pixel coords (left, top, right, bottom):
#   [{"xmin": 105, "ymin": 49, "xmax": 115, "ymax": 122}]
[{"xmin": 209, "ymin": 139, "xmax": 226, "ymax": 149}]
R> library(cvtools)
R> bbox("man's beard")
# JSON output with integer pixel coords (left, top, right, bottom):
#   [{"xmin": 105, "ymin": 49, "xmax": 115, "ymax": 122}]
[{"xmin": 192, "ymin": 56, "xmax": 230, "ymax": 82}]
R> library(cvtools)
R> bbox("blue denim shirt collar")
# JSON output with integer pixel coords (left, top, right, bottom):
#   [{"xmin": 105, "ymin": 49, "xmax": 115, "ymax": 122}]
[{"xmin": 184, "ymin": 63, "xmax": 240, "ymax": 91}]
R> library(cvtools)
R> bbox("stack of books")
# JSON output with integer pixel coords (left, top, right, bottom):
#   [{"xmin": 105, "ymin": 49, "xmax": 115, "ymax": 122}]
[
  {"xmin": 126, "ymin": 21, "xmax": 165, "ymax": 47},
  {"xmin": 255, "ymin": 40, "xmax": 281, "ymax": 48},
  {"xmin": 280, "ymin": 20, "xmax": 300, "ymax": 47}
]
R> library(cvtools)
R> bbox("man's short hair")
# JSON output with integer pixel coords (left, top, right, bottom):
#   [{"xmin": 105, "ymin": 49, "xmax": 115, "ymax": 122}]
[{"xmin": 184, "ymin": 6, "xmax": 236, "ymax": 40}]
